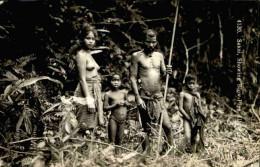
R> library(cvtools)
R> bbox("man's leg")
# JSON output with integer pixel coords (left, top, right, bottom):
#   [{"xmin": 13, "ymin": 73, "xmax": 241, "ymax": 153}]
[
  {"xmin": 162, "ymin": 110, "xmax": 173, "ymax": 147},
  {"xmin": 139, "ymin": 107, "xmax": 151, "ymax": 154}
]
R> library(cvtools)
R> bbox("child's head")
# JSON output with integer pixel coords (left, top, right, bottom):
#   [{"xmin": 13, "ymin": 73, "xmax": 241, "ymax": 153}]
[
  {"xmin": 185, "ymin": 74, "xmax": 197, "ymax": 91},
  {"xmin": 109, "ymin": 73, "xmax": 122, "ymax": 89}
]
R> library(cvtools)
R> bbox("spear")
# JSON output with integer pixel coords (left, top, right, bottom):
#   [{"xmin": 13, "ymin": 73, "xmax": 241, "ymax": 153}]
[{"xmin": 156, "ymin": 0, "xmax": 179, "ymax": 158}]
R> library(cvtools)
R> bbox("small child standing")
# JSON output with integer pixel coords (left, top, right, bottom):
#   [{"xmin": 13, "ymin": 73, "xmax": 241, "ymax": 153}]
[
  {"xmin": 178, "ymin": 74, "xmax": 206, "ymax": 153},
  {"xmin": 103, "ymin": 73, "xmax": 131, "ymax": 154}
]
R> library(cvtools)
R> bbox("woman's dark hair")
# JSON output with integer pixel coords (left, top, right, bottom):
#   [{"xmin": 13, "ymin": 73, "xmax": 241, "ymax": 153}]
[{"xmin": 79, "ymin": 24, "xmax": 98, "ymax": 46}]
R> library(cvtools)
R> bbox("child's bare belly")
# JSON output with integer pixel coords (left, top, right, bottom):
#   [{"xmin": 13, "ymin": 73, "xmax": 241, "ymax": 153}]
[{"xmin": 111, "ymin": 107, "xmax": 127, "ymax": 121}]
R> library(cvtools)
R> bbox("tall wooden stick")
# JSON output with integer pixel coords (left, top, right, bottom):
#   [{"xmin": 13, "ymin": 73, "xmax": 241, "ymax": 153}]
[{"xmin": 156, "ymin": 0, "xmax": 179, "ymax": 159}]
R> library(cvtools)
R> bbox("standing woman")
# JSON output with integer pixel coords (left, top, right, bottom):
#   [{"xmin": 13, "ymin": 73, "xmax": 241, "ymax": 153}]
[{"xmin": 74, "ymin": 25, "xmax": 104, "ymax": 134}]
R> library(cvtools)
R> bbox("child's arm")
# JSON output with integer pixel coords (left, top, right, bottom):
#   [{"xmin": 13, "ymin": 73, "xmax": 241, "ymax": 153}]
[
  {"xmin": 179, "ymin": 92, "xmax": 191, "ymax": 120},
  {"xmin": 196, "ymin": 92, "xmax": 202, "ymax": 107},
  {"xmin": 103, "ymin": 92, "xmax": 118, "ymax": 111},
  {"xmin": 196, "ymin": 92, "xmax": 206, "ymax": 117}
]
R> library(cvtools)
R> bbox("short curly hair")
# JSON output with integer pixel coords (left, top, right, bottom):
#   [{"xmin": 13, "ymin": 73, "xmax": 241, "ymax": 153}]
[
  {"xmin": 143, "ymin": 29, "xmax": 158, "ymax": 40},
  {"xmin": 185, "ymin": 74, "xmax": 197, "ymax": 83}
]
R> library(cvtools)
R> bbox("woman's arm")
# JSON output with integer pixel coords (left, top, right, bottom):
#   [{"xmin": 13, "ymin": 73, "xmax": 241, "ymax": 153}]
[
  {"xmin": 76, "ymin": 52, "xmax": 90, "ymax": 98},
  {"xmin": 76, "ymin": 51, "xmax": 96, "ymax": 109},
  {"xmin": 179, "ymin": 92, "xmax": 191, "ymax": 120},
  {"xmin": 103, "ymin": 92, "xmax": 118, "ymax": 111}
]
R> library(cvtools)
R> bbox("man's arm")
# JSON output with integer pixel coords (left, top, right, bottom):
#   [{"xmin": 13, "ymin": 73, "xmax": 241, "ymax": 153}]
[
  {"xmin": 160, "ymin": 53, "xmax": 166, "ymax": 76},
  {"xmin": 130, "ymin": 53, "xmax": 141, "ymax": 99},
  {"xmin": 160, "ymin": 53, "xmax": 172, "ymax": 77},
  {"xmin": 179, "ymin": 92, "xmax": 191, "ymax": 120},
  {"xmin": 130, "ymin": 53, "xmax": 146, "ymax": 109}
]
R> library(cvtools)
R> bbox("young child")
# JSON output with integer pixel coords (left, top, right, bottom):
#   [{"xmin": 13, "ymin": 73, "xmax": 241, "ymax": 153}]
[
  {"xmin": 179, "ymin": 74, "xmax": 206, "ymax": 153},
  {"xmin": 103, "ymin": 73, "xmax": 131, "ymax": 154}
]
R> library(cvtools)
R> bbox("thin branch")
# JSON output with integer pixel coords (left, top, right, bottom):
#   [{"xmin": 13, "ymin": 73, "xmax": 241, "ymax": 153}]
[
  {"xmin": 241, "ymin": 156, "xmax": 259, "ymax": 167},
  {"xmin": 87, "ymin": 8, "xmax": 116, "ymax": 14},
  {"xmin": 10, "ymin": 137, "xmax": 44, "ymax": 145},
  {"xmin": 182, "ymin": 34, "xmax": 214, "ymax": 83},
  {"xmin": 187, "ymin": 34, "xmax": 214, "ymax": 52},
  {"xmin": 218, "ymin": 14, "xmax": 223, "ymax": 61},
  {"xmin": 250, "ymin": 87, "xmax": 260, "ymax": 121},
  {"xmin": 93, "ymin": 17, "xmax": 170, "ymax": 25},
  {"xmin": 70, "ymin": 138, "xmax": 143, "ymax": 156},
  {"xmin": 196, "ymin": 28, "xmax": 201, "ymax": 56},
  {"xmin": 0, "ymin": 146, "xmax": 35, "ymax": 155},
  {"xmin": 181, "ymin": 36, "xmax": 189, "ymax": 84}
]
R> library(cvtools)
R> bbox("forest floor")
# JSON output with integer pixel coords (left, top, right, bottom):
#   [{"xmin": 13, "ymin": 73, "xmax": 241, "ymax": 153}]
[
  {"xmin": 71, "ymin": 115, "xmax": 260, "ymax": 167},
  {"xmin": 0, "ymin": 95, "xmax": 259, "ymax": 167}
]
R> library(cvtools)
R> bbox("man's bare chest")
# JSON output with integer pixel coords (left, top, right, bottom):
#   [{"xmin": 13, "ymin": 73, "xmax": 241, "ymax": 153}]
[{"xmin": 139, "ymin": 56, "xmax": 161, "ymax": 69}]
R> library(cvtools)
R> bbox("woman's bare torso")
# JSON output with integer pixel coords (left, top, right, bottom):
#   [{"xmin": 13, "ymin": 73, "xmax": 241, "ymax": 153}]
[{"xmin": 79, "ymin": 50, "xmax": 100, "ymax": 78}]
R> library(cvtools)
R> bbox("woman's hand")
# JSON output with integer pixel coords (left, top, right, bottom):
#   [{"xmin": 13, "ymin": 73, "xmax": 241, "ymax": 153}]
[{"xmin": 86, "ymin": 96, "xmax": 95, "ymax": 112}]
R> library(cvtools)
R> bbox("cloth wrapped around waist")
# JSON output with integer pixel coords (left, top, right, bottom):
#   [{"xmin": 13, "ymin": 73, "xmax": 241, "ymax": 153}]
[
  {"xmin": 189, "ymin": 95, "xmax": 206, "ymax": 128},
  {"xmin": 140, "ymin": 90, "xmax": 166, "ymax": 121},
  {"xmin": 74, "ymin": 76, "xmax": 103, "ymax": 130}
]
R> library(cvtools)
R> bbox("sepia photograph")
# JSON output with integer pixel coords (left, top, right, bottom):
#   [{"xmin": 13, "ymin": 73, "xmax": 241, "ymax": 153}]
[{"xmin": 0, "ymin": 0, "xmax": 259, "ymax": 166}]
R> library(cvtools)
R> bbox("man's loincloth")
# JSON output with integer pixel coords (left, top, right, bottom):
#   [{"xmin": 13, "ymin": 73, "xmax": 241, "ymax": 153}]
[
  {"xmin": 138, "ymin": 90, "xmax": 169, "ymax": 133},
  {"xmin": 140, "ymin": 90, "xmax": 166, "ymax": 122}
]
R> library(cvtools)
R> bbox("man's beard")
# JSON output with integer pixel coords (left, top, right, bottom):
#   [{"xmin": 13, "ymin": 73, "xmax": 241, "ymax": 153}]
[{"xmin": 144, "ymin": 47, "xmax": 155, "ymax": 54}]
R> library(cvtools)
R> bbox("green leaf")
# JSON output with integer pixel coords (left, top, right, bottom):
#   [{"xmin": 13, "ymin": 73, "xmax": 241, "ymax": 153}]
[
  {"xmin": 42, "ymin": 103, "xmax": 61, "ymax": 115},
  {"xmin": 62, "ymin": 135, "xmax": 70, "ymax": 143},
  {"xmin": 3, "ymin": 84, "xmax": 12, "ymax": 97},
  {"xmin": 2, "ymin": 71, "xmax": 18, "ymax": 81},
  {"xmin": 17, "ymin": 76, "xmax": 63, "ymax": 89},
  {"xmin": 65, "ymin": 122, "xmax": 71, "ymax": 134},
  {"xmin": 37, "ymin": 141, "xmax": 46, "ymax": 148},
  {"xmin": 61, "ymin": 144, "xmax": 71, "ymax": 150},
  {"xmin": 16, "ymin": 114, "xmax": 24, "ymax": 132},
  {"xmin": 250, "ymin": 72, "xmax": 257, "ymax": 84},
  {"xmin": 97, "ymin": 29, "xmax": 110, "ymax": 33},
  {"xmin": 48, "ymin": 137, "xmax": 55, "ymax": 144}
]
